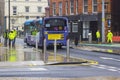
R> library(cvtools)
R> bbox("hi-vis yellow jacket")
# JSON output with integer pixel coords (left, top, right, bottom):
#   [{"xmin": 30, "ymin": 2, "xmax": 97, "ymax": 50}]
[
  {"xmin": 96, "ymin": 31, "xmax": 100, "ymax": 38},
  {"xmin": 8, "ymin": 31, "xmax": 15, "ymax": 40}
]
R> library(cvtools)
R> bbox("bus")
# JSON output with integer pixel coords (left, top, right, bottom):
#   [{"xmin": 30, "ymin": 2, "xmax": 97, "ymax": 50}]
[
  {"xmin": 24, "ymin": 17, "xmax": 69, "ymax": 48},
  {"xmin": 24, "ymin": 19, "xmax": 41, "ymax": 46},
  {"xmin": 43, "ymin": 17, "xmax": 69, "ymax": 48}
]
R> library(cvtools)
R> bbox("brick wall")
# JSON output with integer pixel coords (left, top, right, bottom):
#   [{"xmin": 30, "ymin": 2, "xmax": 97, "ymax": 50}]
[{"xmin": 49, "ymin": 0, "xmax": 111, "ymax": 16}]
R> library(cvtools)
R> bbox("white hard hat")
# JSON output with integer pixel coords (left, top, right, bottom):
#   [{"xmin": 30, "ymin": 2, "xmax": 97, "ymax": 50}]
[{"xmin": 108, "ymin": 30, "xmax": 111, "ymax": 32}]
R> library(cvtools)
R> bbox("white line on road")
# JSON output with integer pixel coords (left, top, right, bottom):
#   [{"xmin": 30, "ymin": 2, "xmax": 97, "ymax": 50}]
[
  {"xmin": 99, "ymin": 65, "xmax": 116, "ymax": 69},
  {"xmin": 29, "ymin": 68, "xmax": 47, "ymax": 71},
  {"xmin": 92, "ymin": 64, "xmax": 120, "ymax": 72},
  {"xmin": 97, "ymin": 66, "xmax": 106, "ymax": 69},
  {"xmin": 107, "ymin": 69, "xmax": 118, "ymax": 72},
  {"xmin": 100, "ymin": 57, "xmax": 120, "ymax": 62}
]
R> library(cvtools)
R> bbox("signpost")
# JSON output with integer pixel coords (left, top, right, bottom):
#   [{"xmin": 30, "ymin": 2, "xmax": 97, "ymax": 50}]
[
  {"xmin": 54, "ymin": 39, "xmax": 57, "ymax": 62},
  {"xmin": 102, "ymin": 0, "xmax": 105, "ymax": 43},
  {"xmin": 107, "ymin": 19, "xmax": 111, "ymax": 27},
  {"xmin": 8, "ymin": 0, "xmax": 10, "ymax": 31}
]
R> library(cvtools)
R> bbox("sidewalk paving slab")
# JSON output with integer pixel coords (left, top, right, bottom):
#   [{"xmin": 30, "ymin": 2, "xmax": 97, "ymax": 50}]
[{"xmin": 0, "ymin": 61, "xmax": 44, "ymax": 67}]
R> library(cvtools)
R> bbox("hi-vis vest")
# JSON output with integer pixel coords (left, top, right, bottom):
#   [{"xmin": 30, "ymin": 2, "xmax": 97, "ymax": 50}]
[
  {"xmin": 96, "ymin": 31, "xmax": 100, "ymax": 38},
  {"xmin": 107, "ymin": 32, "xmax": 113, "ymax": 39},
  {"xmin": 3, "ymin": 32, "xmax": 8, "ymax": 38},
  {"xmin": 13, "ymin": 30, "xmax": 17, "ymax": 37},
  {"xmin": 8, "ymin": 32, "xmax": 15, "ymax": 40}
]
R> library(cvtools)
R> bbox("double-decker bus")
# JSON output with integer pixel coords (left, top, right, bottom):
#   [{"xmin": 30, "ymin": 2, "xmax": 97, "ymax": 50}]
[{"xmin": 24, "ymin": 17, "xmax": 69, "ymax": 48}]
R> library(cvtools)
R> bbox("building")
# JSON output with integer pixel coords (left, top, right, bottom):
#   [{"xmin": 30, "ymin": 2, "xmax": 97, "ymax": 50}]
[
  {"xmin": 0, "ymin": 0, "xmax": 48, "ymax": 32},
  {"xmin": 111, "ymin": 0, "xmax": 120, "ymax": 36},
  {"xmin": 0, "ymin": 0, "xmax": 4, "ymax": 35},
  {"xmin": 49, "ymin": 0, "xmax": 111, "ymax": 42}
]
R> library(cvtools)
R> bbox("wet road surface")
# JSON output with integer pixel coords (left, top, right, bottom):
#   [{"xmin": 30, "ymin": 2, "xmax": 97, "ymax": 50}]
[{"xmin": 0, "ymin": 38, "xmax": 91, "ymax": 67}]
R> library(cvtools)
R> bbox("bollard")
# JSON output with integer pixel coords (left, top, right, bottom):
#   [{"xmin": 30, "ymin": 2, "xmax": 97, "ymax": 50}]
[
  {"xmin": 79, "ymin": 35, "xmax": 81, "ymax": 42},
  {"xmin": 88, "ymin": 33, "xmax": 92, "ymax": 43},
  {"xmin": 0, "ymin": 36, "xmax": 3, "ymax": 45},
  {"xmin": 54, "ymin": 39, "xmax": 57, "ymax": 62},
  {"xmin": 0, "ymin": 36, "xmax": 1, "ymax": 43},
  {"xmin": 66, "ymin": 39, "xmax": 70, "ymax": 62},
  {"xmin": 10, "ymin": 40, "xmax": 13, "ymax": 49},
  {"xmin": 36, "ymin": 37, "xmax": 38, "ymax": 50},
  {"xmin": 43, "ymin": 38, "xmax": 46, "ymax": 63}
]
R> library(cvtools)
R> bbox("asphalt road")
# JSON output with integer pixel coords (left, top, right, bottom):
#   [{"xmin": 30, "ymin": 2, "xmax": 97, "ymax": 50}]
[
  {"xmin": 0, "ymin": 65, "xmax": 120, "ymax": 78},
  {"xmin": 51, "ymin": 48, "xmax": 120, "ymax": 72},
  {"xmin": 0, "ymin": 38, "xmax": 120, "ymax": 78}
]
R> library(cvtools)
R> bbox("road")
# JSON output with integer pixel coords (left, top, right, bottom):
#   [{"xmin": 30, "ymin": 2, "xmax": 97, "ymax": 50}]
[
  {"xmin": 0, "ymin": 38, "xmax": 120, "ymax": 78},
  {"xmin": 0, "ymin": 65, "xmax": 119, "ymax": 77},
  {"xmin": 47, "ymin": 47, "xmax": 120, "ymax": 73}
]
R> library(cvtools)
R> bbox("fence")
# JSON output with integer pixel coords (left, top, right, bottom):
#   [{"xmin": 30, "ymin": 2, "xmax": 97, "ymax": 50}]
[{"xmin": 112, "ymin": 36, "xmax": 120, "ymax": 43}]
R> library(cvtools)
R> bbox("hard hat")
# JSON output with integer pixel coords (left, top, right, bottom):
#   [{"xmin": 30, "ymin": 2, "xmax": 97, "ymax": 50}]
[{"xmin": 108, "ymin": 30, "xmax": 111, "ymax": 32}]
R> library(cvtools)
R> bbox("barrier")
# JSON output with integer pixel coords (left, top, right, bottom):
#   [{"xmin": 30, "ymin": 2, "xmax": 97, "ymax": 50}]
[{"xmin": 112, "ymin": 36, "xmax": 120, "ymax": 42}]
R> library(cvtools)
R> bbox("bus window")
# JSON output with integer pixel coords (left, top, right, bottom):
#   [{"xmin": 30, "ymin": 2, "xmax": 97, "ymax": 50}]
[{"xmin": 44, "ymin": 18, "xmax": 67, "ymax": 31}]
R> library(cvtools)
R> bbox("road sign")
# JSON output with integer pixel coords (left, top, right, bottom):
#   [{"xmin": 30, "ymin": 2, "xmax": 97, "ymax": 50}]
[{"xmin": 108, "ymin": 19, "xmax": 111, "ymax": 27}]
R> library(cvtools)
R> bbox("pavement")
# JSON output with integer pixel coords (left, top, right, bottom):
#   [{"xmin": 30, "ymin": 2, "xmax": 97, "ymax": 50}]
[
  {"xmin": 0, "ymin": 38, "xmax": 120, "ymax": 67},
  {"xmin": 0, "ymin": 39, "xmax": 120, "ymax": 79},
  {"xmin": 76, "ymin": 42, "xmax": 120, "ymax": 55},
  {"xmin": 80, "ymin": 42, "xmax": 120, "ymax": 48},
  {"xmin": 0, "ymin": 77, "xmax": 120, "ymax": 80}
]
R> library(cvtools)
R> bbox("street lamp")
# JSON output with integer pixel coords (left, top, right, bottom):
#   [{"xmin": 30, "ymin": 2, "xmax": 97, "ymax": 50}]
[
  {"xmin": 4, "ymin": 16, "xmax": 6, "ymax": 31},
  {"xmin": 102, "ymin": 0, "xmax": 105, "ymax": 43},
  {"xmin": 8, "ymin": 0, "xmax": 10, "ymax": 31}
]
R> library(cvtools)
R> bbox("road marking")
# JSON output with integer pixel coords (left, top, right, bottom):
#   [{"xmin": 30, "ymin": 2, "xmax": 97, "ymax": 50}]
[
  {"xmin": 100, "ymin": 57, "xmax": 120, "ymax": 62},
  {"xmin": 29, "ymin": 68, "xmax": 47, "ymax": 71},
  {"xmin": 107, "ymin": 69, "xmax": 118, "ymax": 72},
  {"xmin": 92, "ymin": 64, "xmax": 120, "ymax": 72},
  {"xmin": 100, "ymin": 57, "xmax": 113, "ymax": 60},
  {"xmin": 99, "ymin": 65, "xmax": 116, "ymax": 69},
  {"xmin": 97, "ymin": 66, "xmax": 106, "ymax": 69}
]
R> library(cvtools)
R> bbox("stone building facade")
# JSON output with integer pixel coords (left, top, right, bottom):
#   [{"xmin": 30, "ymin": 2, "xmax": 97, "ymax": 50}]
[
  {"xmin": 0, "ymin": 0, "xmax": 48, "ymax": 32},
  {"xmin": 0, "ymin": 0, "xmax": 5, "ymax": 34}
]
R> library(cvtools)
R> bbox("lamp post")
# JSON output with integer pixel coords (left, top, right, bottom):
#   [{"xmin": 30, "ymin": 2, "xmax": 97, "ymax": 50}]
[
  {"xmin": 4, "ymin": 16, "xmax": 6, "ymax": 31},
  {"xmin": 8, "ymin": 0, "xmax": 10, "ymax": 31},
  {"xmin": 102, "ymin": 0, "xmax": 105, "ymax": 43}
]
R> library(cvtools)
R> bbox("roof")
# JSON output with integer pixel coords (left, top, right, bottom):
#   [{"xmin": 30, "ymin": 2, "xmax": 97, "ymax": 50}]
[{"xmin": 24, "ymin": 19, "xmax": 34, "ymax": 26}]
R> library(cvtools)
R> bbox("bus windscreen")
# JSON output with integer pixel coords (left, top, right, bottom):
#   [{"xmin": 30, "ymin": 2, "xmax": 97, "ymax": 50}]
[{"xmin": 44, "ymin": 18, "xmax": 67, "ymax": 31}]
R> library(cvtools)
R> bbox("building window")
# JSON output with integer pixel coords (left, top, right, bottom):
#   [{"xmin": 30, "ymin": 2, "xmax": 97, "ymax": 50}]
[
  {"xmin": 92, "ymin": 0, "xmax": 97, "ymax": 13},
  {"xmin": 70, "ymin": 0, "xmax": 74, "ymax": 15},
  {"xmin": 59, "ymin": 2, "xmax": 62, "ymax": 16},
  {"xmin": 83, "ymin": 21, "xmax": 89, "ymax": 38},
  {"xmin": 83, "ymin": 0, "xmax": 88, "ymax": 13},
  {"xmin": 65, "ymin": 1, "xmax": 68, "ymax": 15},
  {"xmin": 76, "ymin": 0, "xmax": 78, "ymax": 14},
  {"xmin": 52, "ymin": 3, "xmax": 56, "ymax": 16},
  {"xmin": 13, "ymin": 6, "xmax": 17, "ymax": 15},
  {"xmin": 25, "ymin": 6, "xmax": 29, "ymax": 12},
  {"xmin": 25, "ymin": 16, "xmax": 29, "ymax": 20},
  {"xmin": 72, "ymin": 23, "xmax": 78, "ymax": 32},
  {"xmin": 38, "ymin": 7, "xmax": 42, "ymax": 12},
  {"xmin": 68, "ymin": 23, "xmax": 71, "ymax": 32}
]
